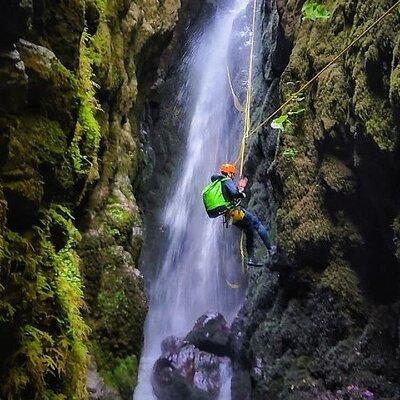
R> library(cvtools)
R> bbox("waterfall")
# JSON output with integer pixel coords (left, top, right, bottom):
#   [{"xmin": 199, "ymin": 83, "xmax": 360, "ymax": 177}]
[{"xmin": 134, "ymin": 0, "xmax": 254, "ymax": 398}]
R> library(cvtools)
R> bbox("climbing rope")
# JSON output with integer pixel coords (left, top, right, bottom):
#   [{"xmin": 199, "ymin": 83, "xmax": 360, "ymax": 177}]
[
  {"xmin": 238, "ymin": 0, "xmax": 258, "ymax": 175},
  {"xmin": 227, "ymin": 66, "xmax": 244, "ymax": 112},
  {"xmin": 238, "ymin": 0, "xmax": 258, "ymax": 272},
  {"xmin": 222, "ymin": 0, "xmax": 258, "ymax": 289}
]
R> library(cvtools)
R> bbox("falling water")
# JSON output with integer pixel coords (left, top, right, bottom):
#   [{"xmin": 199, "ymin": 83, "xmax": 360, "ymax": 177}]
[{"xmin": 134, "ymin": 0, "xmax": 254, "ymax": 398}]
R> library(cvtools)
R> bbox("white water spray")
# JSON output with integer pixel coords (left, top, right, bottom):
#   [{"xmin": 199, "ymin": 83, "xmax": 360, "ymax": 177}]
[{"xmin": 134, "ymin": 0, "xmax": 254, "ymax": 398}]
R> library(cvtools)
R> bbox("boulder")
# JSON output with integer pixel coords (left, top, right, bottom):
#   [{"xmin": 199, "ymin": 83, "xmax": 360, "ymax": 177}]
[
  {"xmin": 152, "ymin": 313, "xmax": 234, "ymax": 400},
  {"xmin": 185, "ymin": 312, "xmax": 232, "ymax": 357},
  {"xmin": 153, "ymin": 340, "xmax": 231, "ymax": 400}
]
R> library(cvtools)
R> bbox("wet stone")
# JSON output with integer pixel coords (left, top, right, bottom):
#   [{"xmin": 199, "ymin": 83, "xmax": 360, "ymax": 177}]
[
  {"xmin": 185, "ymin": 312, "xmax": 232, "ymax": 357},
  {"xmin": 152, "ymin": 313, "xmax": 233, "ymax": 400}
]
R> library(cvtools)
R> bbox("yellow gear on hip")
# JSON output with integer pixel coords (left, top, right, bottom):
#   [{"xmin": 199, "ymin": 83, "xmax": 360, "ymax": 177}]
[{"xmin": 229, "ymin": 208, "xmax": 245, "ymax": 223}]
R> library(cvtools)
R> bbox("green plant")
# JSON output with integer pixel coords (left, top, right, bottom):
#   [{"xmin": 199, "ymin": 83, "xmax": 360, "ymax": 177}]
[
  {"xmin": 95, "ymin": 0, "xmax": 106, "ymax": 13},
  {"xmin": 302, "ymin": 1, "xmax": 331, "ymax": 21},
  {"xmin": 282, "ymin": 148, "xmax": 298, "ymax": 160},
  {"xmin": 103, "ymin": 355, "xmax": 138, "ymax": 398},
  {"xmin": 271, "ymin": 92, "xmax": 305, "ymax": 133},
  {"xmin": 271, "ymin": 114, "xmax": 291, "ymax": 132},
  {"xmin": 1, "ymin": 205, "xmax": 89, "ymax": 399},
  {"xmin": 70, "ymin": 30, "xmax": 102, "ymax": 181}
]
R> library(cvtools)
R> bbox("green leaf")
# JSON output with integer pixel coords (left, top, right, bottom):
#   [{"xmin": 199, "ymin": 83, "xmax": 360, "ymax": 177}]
[
  {"xmin": 288, "ymin": 108, "xmax": 305, "ymax": 116},
  {"xmin": 282, "ymin": 148, "xmax": 298, "ymax": 160},
  {"xmin": 271, "ymin": 114, "xmax": 289, "ymax": 131},
  {"xmin": 302, "ymin": 1, "xmax": 331, "ymax": 21}
]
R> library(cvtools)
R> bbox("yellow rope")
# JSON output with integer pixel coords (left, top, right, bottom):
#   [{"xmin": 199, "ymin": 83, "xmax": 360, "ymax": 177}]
[
  {"xmin": 238, "ymin": 0, "xmax": 258, "ymax": 175},
  {"xmin": 227, "ymin": 66, "xmax": 244, "ymax": 112},
  {"xmin": 237, "ymin": 0, "xmax": 258, "ymax": 270},
  {"xmin": 247, "ymin": 0, "xmax": 400, "ymax": 138}
]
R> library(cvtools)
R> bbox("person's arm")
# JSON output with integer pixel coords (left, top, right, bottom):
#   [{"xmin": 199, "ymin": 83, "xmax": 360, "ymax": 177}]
[
  {"xmin": 223, "ymin": 179, "xmax": 245, "ymax": 200},
  {"xmin": 237, "ymin": 177, "xmax": 248, "ymax": 193}
]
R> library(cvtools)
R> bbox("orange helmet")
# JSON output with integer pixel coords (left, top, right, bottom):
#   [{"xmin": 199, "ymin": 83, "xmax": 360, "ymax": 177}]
[{"xmin": 220, "ymin": 163, "xmax": 236, "ymax": 175}]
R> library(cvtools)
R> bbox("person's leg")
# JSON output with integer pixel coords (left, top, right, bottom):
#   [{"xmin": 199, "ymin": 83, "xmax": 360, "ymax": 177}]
[
  {"xmin": 243, "ymin": 210, "xmax": 272, "ymax": 250},
  {"xmin": 234, "ymin": 219, "xmax": 255, "ymax": 257},
  {"xmin": 244, "ymin": 223, "xmax": 255, "ymax": 258}
]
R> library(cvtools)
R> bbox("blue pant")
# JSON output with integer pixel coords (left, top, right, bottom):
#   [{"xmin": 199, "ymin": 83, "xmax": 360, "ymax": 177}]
[{"xmin": 233, "ymin": 209, "xmax": 271, "ymax": 257}]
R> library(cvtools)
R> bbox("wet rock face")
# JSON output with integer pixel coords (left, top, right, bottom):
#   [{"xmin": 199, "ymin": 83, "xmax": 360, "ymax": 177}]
[
  {"xmin": 0, "ymin": 49, "xmax": 28, "ymax": 112},
  {"xmin": 153, "ymin": 342, "xmax": 230, "ymax": 400},
  {"xmin": 0, "ymin": 0, "xmax": 181, "ymax": 399},
  {"xmin": 233, "ymin": 0, "xmax": 400, "ymax": 399},
  {"xmin": 152, "ymin": 313, "xmax": 232, "ymax": 400}
]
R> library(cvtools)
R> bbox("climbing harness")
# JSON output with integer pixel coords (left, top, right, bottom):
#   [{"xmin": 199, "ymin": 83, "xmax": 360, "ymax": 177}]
[
  {"xmin": 224, "ymin": 207, "xmax": 246, "ymax": 227},
  {"xmin": 231, "ymin": 208, "xmax": 246, "ymax": 224},
  {"xmin": 228, "ymin": 0, "xmax": 400, "ymax": 281}
]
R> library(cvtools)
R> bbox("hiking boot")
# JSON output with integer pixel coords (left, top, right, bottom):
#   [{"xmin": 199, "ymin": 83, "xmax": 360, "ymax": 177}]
[
  {"xmin": 247, "ymin": 257, "xmax": 263, "ymax": 267},
  {"xmin": 268, "ymin": 245, "xmax": 277, "ymax": 257}
]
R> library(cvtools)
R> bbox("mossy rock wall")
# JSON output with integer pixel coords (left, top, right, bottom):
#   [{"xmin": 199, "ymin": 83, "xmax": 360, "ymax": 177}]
[
  {"xmin": 233, "ymin": 0, "xmax": 400, "ymax": 399},
  {"xmin": 0, "ymin": 0, "xmax": 180, "ymax": 399}
]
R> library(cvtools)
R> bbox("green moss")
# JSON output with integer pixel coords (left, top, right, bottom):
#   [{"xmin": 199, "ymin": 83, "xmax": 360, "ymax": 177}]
[
  {"xmin": 283, "ymin": 356, "xmax": 314, "ymax": 392},
  {"xmin": 89, "ymin": 21, "xmax": 111, "ymax": 68},
  {"xmin": 95, "ymin": 0, "xmax": 107, "ymax": 13},
  {"xmin": 97, "ymin": 274, "xmax": 127, "ymax": 321},
  {"xmin": 106, "ymin": 203, "xmax": 134, "ymax": 229},
  {"xmin": 85, "ymin": 242, "xmax": 146, "ymax": 398},
  {"xmin": 102, "ymin": 195, "xmax": 137, "ymax": 243},
  {"xmin": 353, "ymin": 85, "xmax": 395, "ymax": 151},
  {"xmin": 0, "ymin": 283, "xmax": 15, "ymax": 323},
  {"xmin": 91, "ymin": 267, "xmax": 143, "ymax": 398},
  {"xmin": 2, "ymin": 115, "xmax": 75, "ymax": 194},
  {"xmin": 390, "ymin": 64, "xmax": 400, "ymax": 105},
  {"xmin": 86, "ymin": 0, "xmax": 124, "ymax": 91},
  {"xmin": 302, "ymin": 1, "xmax": 331, "ymax": 21},
  {"xmin": 320, "ymin": 157, "xmax": 355, "ymax": 193},
  {"xmin": 276, "ymin": 0, "xmax": 400, "ymax": 266},
  {"xmin": 320, "ymin": 260, "xmax": 366, "ymax": 315},
  {"xmin": 2, "ymin": 172, "xmax": 44, "ymax": 206},
  {"xmin": 0, "ymin": 205, "xmax": 89, "ymax": 400},
  {"xmin": 7, "ymin": 116, "xmax": 69, "ymax": 165}
]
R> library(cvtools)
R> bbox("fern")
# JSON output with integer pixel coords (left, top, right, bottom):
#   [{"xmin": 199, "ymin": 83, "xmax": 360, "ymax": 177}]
[
  {"xmin": 1, "ymin": 205, "xmax": 89, "ymax": 400},
  {"xmin": 71, "ymin": 30, "xmax": 102, "ymax": 181}
]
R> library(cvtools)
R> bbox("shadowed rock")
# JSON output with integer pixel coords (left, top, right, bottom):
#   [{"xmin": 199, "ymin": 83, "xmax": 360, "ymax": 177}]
[
  {"xmin": 153, "ymin": 343, "xmax": 230, "ymax": 400},
  {"xmin": 185, "ymin": 312, "xmax": 232, "ymax": 357},
  {"xmin": 152, "ymin": 314, "xmax": 233, "ymax": 400}
]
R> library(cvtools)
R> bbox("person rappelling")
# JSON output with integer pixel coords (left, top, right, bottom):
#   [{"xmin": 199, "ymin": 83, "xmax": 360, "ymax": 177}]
[{"xmin": 202, "ymin": 163, "xmax": 276, "ymax": 267}]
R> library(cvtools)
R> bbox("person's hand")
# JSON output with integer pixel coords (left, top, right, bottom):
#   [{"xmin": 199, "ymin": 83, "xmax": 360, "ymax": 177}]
[{"xmin": 237, "ymin": 177, "xmax": 248, "ymax": 192}]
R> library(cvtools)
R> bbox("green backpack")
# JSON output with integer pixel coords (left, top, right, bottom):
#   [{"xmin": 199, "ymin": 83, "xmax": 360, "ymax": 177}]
[{"xmin": 202, "ymin": 177, "xmax": 231, "ymax": 218}]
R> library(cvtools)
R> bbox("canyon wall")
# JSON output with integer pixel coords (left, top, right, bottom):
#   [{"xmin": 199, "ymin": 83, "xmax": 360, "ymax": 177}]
[
  {"xmin": 0, "ymin": 1, "xmax": 180, "ymax": 398},
  {"xmin": 233, "ymin": 0, "xmax": 400, "ymax": 399}
]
